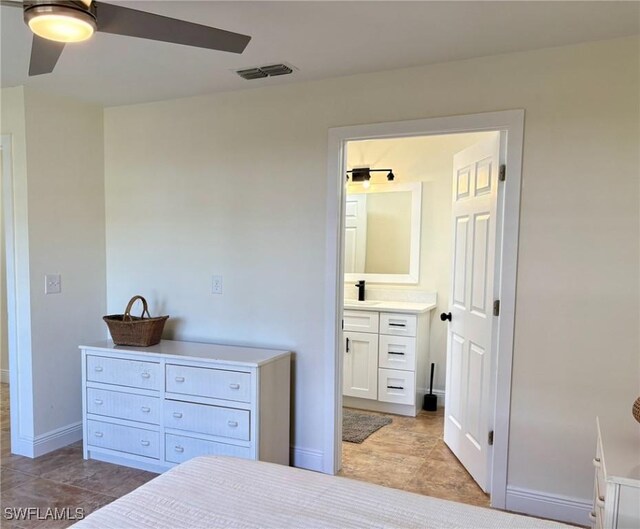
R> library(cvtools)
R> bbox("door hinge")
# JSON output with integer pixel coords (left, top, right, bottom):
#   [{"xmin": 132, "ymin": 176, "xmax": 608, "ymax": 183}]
[
  {"xmin": 488, "ymin": 430, "xmax": 494, "ymax": 446},
  {"xmin": 499, "ymin": 164, "xmax": 506, "ymax": 182},
  {"xmin": 493, "ymin": 299, "xmax": 500, "ymax": 317}
]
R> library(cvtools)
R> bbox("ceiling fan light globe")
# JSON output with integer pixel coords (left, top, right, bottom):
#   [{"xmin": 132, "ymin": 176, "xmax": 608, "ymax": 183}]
[{"xmin": 26, "ymin": 6, "xmax": 96, "ymax": 43}]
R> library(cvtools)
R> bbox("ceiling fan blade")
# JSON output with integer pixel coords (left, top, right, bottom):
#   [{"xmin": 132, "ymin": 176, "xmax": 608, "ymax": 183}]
[
  {"xmin": 29, "ymin": 34, "xmax": 65, "ymax": 76},
  {"xmin": 95, "ymin": 2, "xmax": 251, "ymax": 54}
]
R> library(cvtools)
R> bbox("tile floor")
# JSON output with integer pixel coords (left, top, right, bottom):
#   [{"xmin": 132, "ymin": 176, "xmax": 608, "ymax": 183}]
[
  {"xmin": 0, "ymin": 383, "xmax": 157, "ymax": 528},
  {"xmin": 339, "ymin": 406, "xmax": 490, "ymax": 507}
]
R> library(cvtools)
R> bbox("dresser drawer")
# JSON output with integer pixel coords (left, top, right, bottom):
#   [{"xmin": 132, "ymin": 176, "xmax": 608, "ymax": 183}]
[
  {"xmin": 165, "ymin": 434, "xmax": 251, "ymax": 464},
  {"xmin": 166, "ymin": 364, "xmax": 251, "ymax": 403},
  {"xmin": 87, "ymin": 355, "xmax": 160, "ymax": 391},
  {"xmin": 344, "ymin": 310, "xmax": 379, "ymax": 333},
  {"xmin": 378, "ymin": 335, "xmax": 416, "ymax": 371},
  {"xmin": 87, "ymin": 388, "xmax": 160, "ymax": 425},
  {"xmin": 164, "ymin": 400, "xmax": 250, "ymax": 441},
  {"xmin": 87, "ymin": 419, "xmax": 159, "ymax": 459},
  {"xmin": 380, "ymin": 313, "xmax": 417, "ymax": 337},
  {"xmin": 378, "ymin": 368, "xmax": 415, "ymax": 405}
]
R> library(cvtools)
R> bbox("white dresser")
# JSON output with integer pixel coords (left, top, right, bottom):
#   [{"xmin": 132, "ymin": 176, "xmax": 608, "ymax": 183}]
[
  {"xmin": 591, "ymin": 416, "xmax": 640, "ymax": 529},
  {"xmin": 80, "ymin": 340, "xmax": 291, "ymax": 473},
  {"xmin": 342, "ymin": 300, "xmax": 436, "ymax": 417}
]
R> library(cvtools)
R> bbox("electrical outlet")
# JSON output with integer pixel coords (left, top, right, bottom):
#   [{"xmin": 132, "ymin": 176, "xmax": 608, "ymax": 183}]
[
  {"xmin": 45, "ymin": 274, "xmax": 61, "ymax": 294},
  {"xmin": 212, "ymin": 275, "xmax": 223, "ymax": 295}
]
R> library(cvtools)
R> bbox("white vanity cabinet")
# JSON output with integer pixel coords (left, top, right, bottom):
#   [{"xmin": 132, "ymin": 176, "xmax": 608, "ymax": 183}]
[
  {"xmin": 591, "ymin": 416, "xmax": 640, "ymax": 529},
  {"xmin": 342, "ymin": 300, "xmax": 435, "ymax": 417},
  {"xmin": 80, "ymin": 340, "xmax": 291, "ymax": 473}
]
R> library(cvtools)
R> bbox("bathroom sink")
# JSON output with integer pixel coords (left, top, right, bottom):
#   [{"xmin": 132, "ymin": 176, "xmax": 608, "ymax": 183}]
[{"xmin": 345, "ymin": 300, "xmax": 381, "ymax": 306}]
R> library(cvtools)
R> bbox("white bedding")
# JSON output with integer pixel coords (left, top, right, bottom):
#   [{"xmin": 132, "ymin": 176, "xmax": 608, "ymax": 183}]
[{"xmin": 73, "ymin": 456, "xmax": 571, "ymax": 529}]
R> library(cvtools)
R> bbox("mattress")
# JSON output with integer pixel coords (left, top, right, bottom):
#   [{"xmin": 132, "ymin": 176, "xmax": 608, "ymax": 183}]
[{"xmin": 72, "ymin": 456, "xmax": 572, "ymax": 529}]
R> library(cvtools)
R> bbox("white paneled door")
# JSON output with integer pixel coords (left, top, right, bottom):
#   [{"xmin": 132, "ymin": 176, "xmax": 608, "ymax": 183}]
[
  {"xmin": 444, "ymin": 132, "xmax": 501, "ymax": 493},
  {"xmin": 344, "ymin": 194, "xmax": 367, "ymax": 273},
  {"xmin": 343, "ymin": 331, "xmax": 378, "ymax": 399}
]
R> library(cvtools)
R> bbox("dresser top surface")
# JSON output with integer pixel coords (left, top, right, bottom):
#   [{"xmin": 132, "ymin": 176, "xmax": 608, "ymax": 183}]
[
  {"xmin": 597, "ymin": 415, "xmax": 640, "ymax": 486},
  {"xmin": 80, "ymin": 340, "xmax": 291, "ymax": 367}
]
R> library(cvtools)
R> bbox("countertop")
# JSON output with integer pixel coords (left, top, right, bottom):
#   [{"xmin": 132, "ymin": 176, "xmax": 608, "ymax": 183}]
[{"xmin": 343, "ymin": 299, "xmax": 437, "ymax": 314}]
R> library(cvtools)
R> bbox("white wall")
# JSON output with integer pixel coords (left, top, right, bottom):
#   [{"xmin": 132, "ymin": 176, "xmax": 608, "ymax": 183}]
[
  {"xmin": 103, "ymin": 35, "xmax": 639, "ymax": 516},
  {"xmin": 346, "ymin": 133, "xmax": 491, "ymax": 390},
  {"xmin": 1, "ymin": 87, "xmax": 107, "ymax": 453}
]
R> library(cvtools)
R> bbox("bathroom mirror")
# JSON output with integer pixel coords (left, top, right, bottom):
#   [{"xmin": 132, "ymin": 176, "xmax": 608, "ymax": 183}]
[{"xmin": 344, "ymin": 182, "xmax": 422, "ymax": 284}]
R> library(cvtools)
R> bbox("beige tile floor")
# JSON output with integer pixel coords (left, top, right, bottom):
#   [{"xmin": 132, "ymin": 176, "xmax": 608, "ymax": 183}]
[
  {"xmin": 0, "ymin": 383, "xmax": 157, "ymax": 528},
  {"xmin": 339, "ymin": 406, "xmax": 490, "ymax": 507}
]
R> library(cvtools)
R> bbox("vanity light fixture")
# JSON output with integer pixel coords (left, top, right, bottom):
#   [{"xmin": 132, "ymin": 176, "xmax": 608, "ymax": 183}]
[{"xmin": 346, "ymin": 167, "xmax": 396, "ymax": 186}]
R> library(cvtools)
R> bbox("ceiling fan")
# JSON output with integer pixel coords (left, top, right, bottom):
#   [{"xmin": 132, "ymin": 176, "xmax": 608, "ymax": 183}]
[{"xmin": 0, "ymin": 0, "xmax": 252, "ymax": 76}]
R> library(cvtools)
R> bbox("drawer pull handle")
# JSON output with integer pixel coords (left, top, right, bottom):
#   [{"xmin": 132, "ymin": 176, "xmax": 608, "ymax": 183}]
[
  {"xmin": 175, "ymin": 376, "xmax": 185, "ymax": 383},
  {"xmin": 387, "ymin": 385, "xmax": 404, "ymax": 390},
  {"xmin": 174, "ymin": 445, "xmax": 184, "ymax": 453},
  {"xmin": 141, "ymin": 372, "xmax": 151, "ymax": 379},
  {"xmin": 389, "ymin": 323, "xmax": 406, "ymax": 327},
  {"xmin": 172, "ymin": 412, "xmax": 183, "ymax": 419},
  {"xmin": 388, "ymin": 352, "xmax": 405, "ymax": 356},
  {"xmin": 229, "ymin": 383, "xmax": 240, "ymax": 390},
  {"xmin": 593, "ymin": 457, "xmax": 601, "ymax": 468},
  {"xmin": 94, "ymin": 432, "xmax": 103, "ymax": 438},
  {"xmin": 140, "ymin": 440, "xmax": 150, "ymax": 446},
  {"xmin": 588, "ymin": 512, "xmax": 596, "ymax": 522},
  {"xmin": 227, "ymin": 421, "xmax": 238, "ymax": 427},
  {"xmin": 94, "ymin": 399, "xmax": 103, "ymax": 405},
  {"xmin": 141, "ymin": 406, "xmax": 151, "ymax": 413},
  {"xmin": 94, "ymin": 366, "xmax": 103, "ymax": 372},
  {"xmin": 596, "ymin": 496, "xmax": 605, "ymax": 508}
]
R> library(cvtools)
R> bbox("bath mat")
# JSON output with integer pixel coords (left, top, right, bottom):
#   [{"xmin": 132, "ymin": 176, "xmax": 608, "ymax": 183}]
[{"xmin": 342, "ymin": 408, "xmax": 392, "ymax": 443}]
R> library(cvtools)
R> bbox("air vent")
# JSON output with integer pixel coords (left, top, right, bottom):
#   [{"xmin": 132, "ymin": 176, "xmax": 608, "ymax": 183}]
[{"xmin": 235, "ymin": 63, "xmax": 295, "ymax": 80}]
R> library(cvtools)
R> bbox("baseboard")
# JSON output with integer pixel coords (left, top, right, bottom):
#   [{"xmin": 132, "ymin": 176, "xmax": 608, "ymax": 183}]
[
  {"xmin": 505, "ymin": 485, "xmax": 592, "ymax": 526},
  {"xmin": 32, "ymin": 421, "xmax": 83, "ymax": 458},
  {"xmin": 290, "ymin": 446, "xmax": 324, "ymax": 472},
  {"xmin": 0, "ymin": 369, "xmax": 9, "ymax": 384}
]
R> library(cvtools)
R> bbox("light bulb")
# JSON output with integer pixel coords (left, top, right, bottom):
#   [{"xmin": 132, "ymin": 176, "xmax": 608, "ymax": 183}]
[{"xmin": 363, "ymin": 179, "xmax": 371, "ymax": 189}]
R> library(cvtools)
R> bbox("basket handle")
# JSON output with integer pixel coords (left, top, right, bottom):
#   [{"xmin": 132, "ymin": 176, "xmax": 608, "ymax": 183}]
[{"xmin": 123, "ymin": 296, "xmax": 151, "ymax": 321}]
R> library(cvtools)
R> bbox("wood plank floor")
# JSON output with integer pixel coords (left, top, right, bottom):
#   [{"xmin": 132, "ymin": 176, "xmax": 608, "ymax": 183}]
[{"xmin": 339, "ymin": 406, "xmax": 490, "ymax": 507}]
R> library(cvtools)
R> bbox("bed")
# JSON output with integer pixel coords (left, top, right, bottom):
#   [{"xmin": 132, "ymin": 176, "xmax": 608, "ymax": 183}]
[{"xmin": 72, "ymin": 456, "xmax": 572, "ymax": 528}]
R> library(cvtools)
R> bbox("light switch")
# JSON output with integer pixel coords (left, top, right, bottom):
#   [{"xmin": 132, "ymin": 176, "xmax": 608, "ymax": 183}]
[
  {"xmin": 45, "ymin": 274, "xmax": 61, "ymax": 294},
  {"xmin": 212, "ymin": 275, "xmax": 223, "ymax": 295}
]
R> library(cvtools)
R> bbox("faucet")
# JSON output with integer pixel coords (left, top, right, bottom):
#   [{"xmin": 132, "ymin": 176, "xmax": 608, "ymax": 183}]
[{"xmin": 355, "ymin": 280, "xmax": 366, "ymax": 301}]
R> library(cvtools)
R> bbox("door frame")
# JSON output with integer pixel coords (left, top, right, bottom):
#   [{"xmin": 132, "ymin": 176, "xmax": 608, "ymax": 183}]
[{"xmin": 323, "ymin": 110, "xmax": 525, "ymax": 509}]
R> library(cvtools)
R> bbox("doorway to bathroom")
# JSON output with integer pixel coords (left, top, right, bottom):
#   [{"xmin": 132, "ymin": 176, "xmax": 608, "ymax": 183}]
[{"xmin": 324, "ymin": 111, "xmax": 525, "ymax": 510}]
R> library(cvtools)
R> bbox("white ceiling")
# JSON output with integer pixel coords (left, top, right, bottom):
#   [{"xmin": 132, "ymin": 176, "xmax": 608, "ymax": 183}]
[{"xmin": 1, "ymin": 1, "xmax": 638, "ymax": 107}]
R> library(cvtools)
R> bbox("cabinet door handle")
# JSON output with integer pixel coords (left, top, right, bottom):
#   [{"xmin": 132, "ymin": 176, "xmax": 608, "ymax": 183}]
[
  {"xmin": 140, "ymin": 406, "xmax": 151, "ymax": 413},
  {"xmin": 175, "ymin": 376, "xmax": 185, "ymax": 383},
  {"xmin": 387, "ymin": 385, "xmax": 404, "ymax": 390},
  {"xmin": 229, "ymin": 383, "xmax": 240, "ymax": 390},
  {"xmin": 389, "ymin": 323, "xmax": 406, "ymax": 327},
  {"xmin": 94, "ymin": 398, "xmax": 103, "ymax": 405},
  {"xmin": 227, "ymin": 420, "xmax": 238, "ymax": 428},
  {"xmin": 388, "ymin": 351, "xmax": 405, "ymax": 356},
  {"xmin": 346, "ymin": 337, "xmax": 350, "ymax": 353},
  {"xmin": 140, "ymin": 440, "xmax": 150, "ymax": 446},
  {"xmin": 94, "ymin": 431, "xmax": 103, "ymax": 438},
  {"xmin": 94, "ymin": 366, "xmax": 103, "ymax": 372},
  {"xmin": 141, "ymin": 372, "xmax": 151, "ymax": 379},
  {"xmin": 172, "ymin": 412, "xmax": 183, "ymax": 419},
  {"xmin": 174, "ymin": 445, "xmax": 184, "ymax": 453}
]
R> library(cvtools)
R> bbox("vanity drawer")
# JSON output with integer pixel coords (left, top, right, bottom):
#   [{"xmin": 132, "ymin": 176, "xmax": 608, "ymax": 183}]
[
  {"xmin": 378, "ymin": 368, "xmax": 415, "ymax": 405},
  {"xmin": 344, "ymin": 310, "xmax": 379, "ymax": 333},
  {"xmin": 164, "ymin": 400, "xmax": 250, "ymax": 441},
  {"xmin": 87, "ymin": 388, "xmax": 160, "ymax": 425},
  {"xmin": 166, "ymin": 364, "xmax": 251, "ymax": 403},
  {"xmin": 87, "ymin": 419, "xmax": 159, "ymax": 459},
  {"xmin": 165, "ymin": 434, "xmax": 251, "ymax": 464},
  {"xmin": 380, "ymin": 313, "xmax": 417, "ymax": 337},
  {"xmin": 86, "ymin": 355, "xmax": 160, "ymax": 391},
  {"xmin": 378, "ymin": 335, "xmax": 416, "ymax": 371}
]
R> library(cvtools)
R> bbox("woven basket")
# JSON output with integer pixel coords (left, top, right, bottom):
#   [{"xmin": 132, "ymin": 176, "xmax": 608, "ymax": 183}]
[
  {"xmin": 103, "ymin": 295, "xmax": 169, "ymax": 347},
  {"xmin": 633, "ymin": 397, "xmax": 640, "ymax": 424}
]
